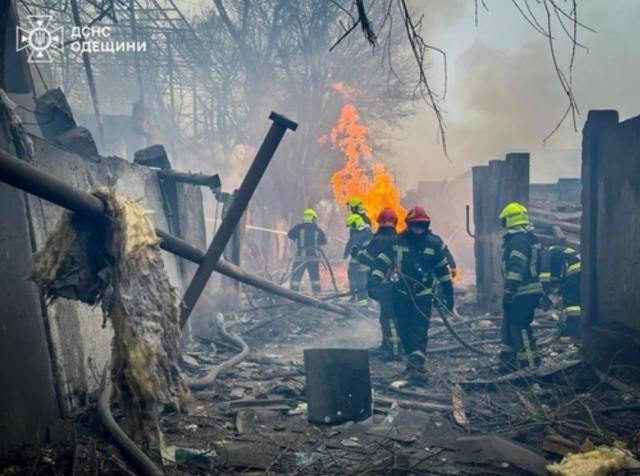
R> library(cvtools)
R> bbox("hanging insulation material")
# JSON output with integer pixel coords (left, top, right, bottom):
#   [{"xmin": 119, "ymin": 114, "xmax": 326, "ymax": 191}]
[{"xmin": 32, "ymin": 187, "xmax": 189, "ymax": 443}]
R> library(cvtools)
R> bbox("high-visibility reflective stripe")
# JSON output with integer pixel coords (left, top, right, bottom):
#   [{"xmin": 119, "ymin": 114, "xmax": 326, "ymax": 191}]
[
  {"xmin": 520, "ymin": 330, "xmax": 535, "ymax": 367},
  {"xmin": 511, "ymin": 250, "xmax": 527, "ymax": 261},
  {"xmin": 507, "ymin": 272, "xmax": 523, "ymax": 281},
  {"xmin": 300, "ymin": 229, "xmax": 306, "ymax": 257},
  {"xmin": 436, "ymin": 258, "xmax": 447, "ymax": 268},
  {"xmin": 566, "ymin": 263, "xmax": 581, "ymax": 275},
  {"xmin": 355, "ymin": 299, "xmax": 368, "ymax": 306},
  {"xmin": 388, "ymin": 320, "xmax": 400, "ymax": 354},
  {"xmin": 290, "ymin": 280, "xmax": 301, "ymax": 286},
  {"xmin": 438, "ymin": 274, "xmax": 452, "ymax": 283},
  {"xmin": 565, "ymin": 248, "xmax": 576, "ymax": 254},
  {"xmin": 363, "ymin": 250, "xmax": 375, "ymax": 261},
  {"xmin": 379, "ymin": 254, "xmax": 393, "ymax": 266},
  {"xmin": 516, "ymin": 282, "xmax": 543, "ymax": 296},
  {"xmin": 394, "ymin": 245, "xmax": 409, "ymax": 267},
  {"xmin": 565, "ymin": 306, "xmax": 581, "ymax": 317},
  {"xmin": 410, "ymin": 350, "xmax": 427, "ymax": 360},
  {"xmin": 372, "ymin": 270, "xmax": 386, "ymax": 279},
  {"xmin": 311, "ymin": 280, "xmax": 321, "ymax": 285},
  {"xmin": 416, "ymin": 288, "xmax": 433, "ymax": 297},
  {"xmin": 539, "ymin": 272, "xmax": 552, "ymax": 281},
  {"xmin": 501, "ymin": 344, "xmax": 517, "ymax": 353},
  {"xmin": 424, "ymin": 248, "xmax": 435, "ymax": 255}
]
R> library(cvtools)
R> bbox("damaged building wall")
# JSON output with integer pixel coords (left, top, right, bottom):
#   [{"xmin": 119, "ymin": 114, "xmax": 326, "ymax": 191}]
[
  {"xmin": 23, "ymin": 136, "xmax": 203, "ymax": 415},
  {"xmin": 0, "ymin": 110, "xmax": 59, "ymax": 448},
  {"xmin": 581, "ymin": 110, "xmax": 640, "ymax": 377}
]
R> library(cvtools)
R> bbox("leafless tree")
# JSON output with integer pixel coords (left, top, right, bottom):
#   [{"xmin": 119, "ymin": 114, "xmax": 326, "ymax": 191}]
[
  {"xmin": 193, "ymin": 0, "xmax": 416, "ymax": 224},
  {"xmin": 329, "ymin": 0, "xmax": 594, "ymax": 154}
]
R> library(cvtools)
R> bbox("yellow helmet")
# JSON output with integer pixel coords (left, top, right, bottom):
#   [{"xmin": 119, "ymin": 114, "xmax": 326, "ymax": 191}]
[
  {"xmin": 346, "ymin": 214, "xmax": 365, "ymax": 228},
  {"xmin": 347, "ymin": 197, "xmax": 365, "ymax": 213},
  {"xmin": 302, "ymin": 208, "xmax": 317, "ymax": 222},
  {"xmin": 499, "ymin": 202, "xmax": 530, "ymax": 229}
]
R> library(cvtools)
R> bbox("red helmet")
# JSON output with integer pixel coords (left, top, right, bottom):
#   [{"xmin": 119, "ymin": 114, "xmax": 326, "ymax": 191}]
[
  {"xmin": 377, "ymin": 208, "xmax": 398, "ymax": 227},
  {"xmin": 405, "ymin": 206, "xmax": 431, "ymax": 224}
]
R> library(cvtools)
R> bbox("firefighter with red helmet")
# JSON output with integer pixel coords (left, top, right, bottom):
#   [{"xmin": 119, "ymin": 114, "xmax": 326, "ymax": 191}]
[
  {"xmin": 367, "ymin": 206, "xmax": 454, "ymax": 383},
  {"xmin": 353, "ymin": 208, "xmax": 401, "ymax": 360}
]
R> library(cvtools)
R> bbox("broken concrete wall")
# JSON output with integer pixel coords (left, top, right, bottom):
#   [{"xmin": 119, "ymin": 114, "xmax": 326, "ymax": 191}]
[
  {"xmin": 581, "ymin": 110, "xmax": 640, "ymax": 379},
  {"xmin": 23, "ymin": 136, "xmax": 190, "ymax": 415}
]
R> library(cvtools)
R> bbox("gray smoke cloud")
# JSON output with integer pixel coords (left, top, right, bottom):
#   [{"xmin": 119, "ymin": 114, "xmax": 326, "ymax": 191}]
[{"xmin": 392, "ymin": 0, "xmax": 640, "ymax": 188}]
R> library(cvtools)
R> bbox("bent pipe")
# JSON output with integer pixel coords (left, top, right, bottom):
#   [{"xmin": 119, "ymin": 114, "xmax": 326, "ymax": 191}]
[
  {"xmin": 0, "ymin": 148, "xmax": 348, "ymax": 322},
  {"xmin": 465, "ymin": 205, "xmax": 475, "ymax": 238},
  {"xmin": 188, "ymin": 319, "xmax": 251, "ymax": 390},
  {"xmin": 98, "ymin": 381, "xmax": 164, "ymax": 476}
]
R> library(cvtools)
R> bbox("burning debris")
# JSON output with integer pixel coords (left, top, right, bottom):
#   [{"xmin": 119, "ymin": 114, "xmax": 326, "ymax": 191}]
[{"xmin": 32, "ymin": 187, "xmax": 189, "ymax": 443}]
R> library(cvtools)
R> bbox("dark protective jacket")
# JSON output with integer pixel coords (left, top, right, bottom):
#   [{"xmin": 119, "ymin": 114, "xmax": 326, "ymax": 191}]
[
  {"xmin": 502, "ymin": 228, "xmax": 543, "ymax": 297},
  {"xmin": 369, "ymin": 231, "xmax": 453, "ymax": 298},
  {"xmin": 539, "ymin": 246, "xmax": 581, "ymax": 284},
  {"xmin": 355, "ymin": 226, "xmax": 397, "ymax": 269},
  {"xmin": 344, "ymin": 225, "xmax": 374, "ymax": 261},
  {"xmin": 429, "ymin": 231, "xmax": 457, "ymax": 269},
  {"xmin": 287, "ymin": 222, "xmax": 327, "ymax": 260}
]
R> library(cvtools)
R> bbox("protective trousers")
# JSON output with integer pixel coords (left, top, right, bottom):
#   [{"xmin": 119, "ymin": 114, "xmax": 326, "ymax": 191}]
[
  {"xmin": 290, "ymin": 258, "xmax": 321, "ymax": 295},
  {"xmin": 348, "ymin": 261, "xmax": 369, "ymax": 306},
  {"xmin": 392, "ymin": 291, "xmax": 432, "ymax": 372},
  {"xmin": 500, "ymin": 293, "xmax": 542, "ymax": 372},
  {"xmin": 378, "ymin": 284, "xmax": 401, "ymax": 356},
  {"xmin": 561, "ymin": 273, "xmax": 582, "ymax": 339}
]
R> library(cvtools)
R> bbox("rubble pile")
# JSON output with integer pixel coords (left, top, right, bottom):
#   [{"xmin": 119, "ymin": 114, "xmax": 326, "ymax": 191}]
[{"xmin": 2, "ymin": 298, "xmax": 640, "ymax": 475}]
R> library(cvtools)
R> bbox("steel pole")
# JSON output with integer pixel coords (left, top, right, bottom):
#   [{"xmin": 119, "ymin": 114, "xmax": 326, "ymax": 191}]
[
  {"xmin": 0, "ymin": 148, "xmax": 347, "ymax": 320},
  {"xmin": 179, "ymin": 112, "xmax": 298, "ymax": 328}
]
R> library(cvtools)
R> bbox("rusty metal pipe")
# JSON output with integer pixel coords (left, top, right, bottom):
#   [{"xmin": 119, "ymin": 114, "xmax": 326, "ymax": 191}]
[
  {"xmin": 0, "ymin": 144, "xmax": 347, "ymax": 319},
  {"xmin": 157, "ymin": 170, "xmax": 221, "ymax": 192},
  {"xmin": 180, "ymin": 112, "xmax": 298, "ymax": 328}
]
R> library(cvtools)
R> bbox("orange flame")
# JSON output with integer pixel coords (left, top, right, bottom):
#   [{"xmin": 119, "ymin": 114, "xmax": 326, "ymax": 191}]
[{"xmin": 321, "ymin": 83, "xmax": 407, "ymax": 230}]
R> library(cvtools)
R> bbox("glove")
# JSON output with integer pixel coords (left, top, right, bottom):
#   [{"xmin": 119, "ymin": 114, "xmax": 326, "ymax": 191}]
[
  {"xmin": 502, "ymin": 292, "xmax": 515, "ymax": 310},
  {"xmin": 350, "ymin": 243, "xmax": 363, "ymax": 258},
  {"xmin": 445, "ymin": 293, "xmax": 454, "ymax": 312},
  {"xmin": 450, "ymin": 267, "xmax": 458, "ymax": 279}
]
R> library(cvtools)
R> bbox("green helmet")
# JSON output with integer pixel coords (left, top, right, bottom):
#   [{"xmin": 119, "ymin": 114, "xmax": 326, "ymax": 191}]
[
  {"xmin": 499, "ymin": 202, "xmax": 530, "ymax": 229},
  {"xmin": 346, "ymin": 214, "xmax": 365, "ymax": 228},
  {"xmin": 302, "ymin": 208, "xmax": 318, "ymax": 222}
]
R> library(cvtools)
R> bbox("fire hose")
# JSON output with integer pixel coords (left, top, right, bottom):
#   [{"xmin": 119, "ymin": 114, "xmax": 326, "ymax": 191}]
[
  {"xmin": 98, "ymin": 314, "xmax": 252, "ymax": 474},
  {"xmin": 319, "ymin": 248, "xmax": 340, "ymax": 293}
]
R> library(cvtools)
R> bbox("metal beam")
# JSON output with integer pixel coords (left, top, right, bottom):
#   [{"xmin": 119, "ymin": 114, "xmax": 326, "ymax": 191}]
[
  {"xmin": 0, "ymin": 147, "xmax": 347, "ymax": 321},
  {"xmin": 179, "ymin": 112, "xmax": 299, "ymax": 328}
]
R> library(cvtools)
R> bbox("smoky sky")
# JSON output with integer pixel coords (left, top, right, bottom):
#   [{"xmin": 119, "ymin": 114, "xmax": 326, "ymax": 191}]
[{"xmin": 393, "ymin": 0, "xmax": 640, "ymax": 187}]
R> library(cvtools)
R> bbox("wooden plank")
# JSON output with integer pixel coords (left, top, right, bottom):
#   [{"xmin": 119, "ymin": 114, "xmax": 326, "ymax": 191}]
[
  {"xmin": 531, "ymin": 216, "xmax": 581, "ymax": 233},
  {"xmin": 542, "ymin": 435, "xmax": 580, "ymax": 456},
  {"xmin": 452, "ymin": 385, "xmax": 468, "ymax": 427},
  {"xmin": 374, "ymin": 395, "xmax": 453, "ymax": 413},
  {"xmin": 552, "ymin": 225, "xmax": 566, "ymax": 244},
  {"xmin": 529, "ymin": 207, "xmax": 582, "ymax": 222}
]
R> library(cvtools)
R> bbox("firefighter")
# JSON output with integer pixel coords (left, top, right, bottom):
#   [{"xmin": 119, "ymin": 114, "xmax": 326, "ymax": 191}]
[
  {"xmin": 499, "ymin": 202, "xmax": 544, "ymax": 373},
  {"xmin": 428, "ymin": 225, "xmax": 458, "ymax": 307},
  {"xmin": 345, "ymin": 214, "xmax": 374, "ymax": 306},
  {"xmin": 367, "ymin": 206, "xmax": 454, "ymax": 383},
  {"xmin": 347, "ymin": 197, "xmax": 372, "ymax": 226},
  {"xmin": 287, "ymin": 208, "xmax": 327, "ymax": 295},
  {"xmin": 540, "ymin": 246, "xmax": 582, "ymax": 340},
  {"xmin": 352, "ymin": 207, "xmax": 401, "ymax": 360}
]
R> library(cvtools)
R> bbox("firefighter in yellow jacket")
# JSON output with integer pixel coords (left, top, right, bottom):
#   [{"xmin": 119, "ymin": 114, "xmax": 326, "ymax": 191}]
[{"xmin": 499, "ymin": 202, "xmax": 544, "ymax": 373}]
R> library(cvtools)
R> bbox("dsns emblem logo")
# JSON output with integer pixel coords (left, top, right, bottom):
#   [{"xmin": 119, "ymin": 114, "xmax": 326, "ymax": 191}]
[{"xmin": 17, "ymin": 15, "xmax": 64, "ymax": 63}]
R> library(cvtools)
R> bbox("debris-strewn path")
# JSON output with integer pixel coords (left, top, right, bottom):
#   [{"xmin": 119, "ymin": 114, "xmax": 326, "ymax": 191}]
[{"xmin": 2, "ymin": 294, "xmax": 639, "ymax": 476}]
